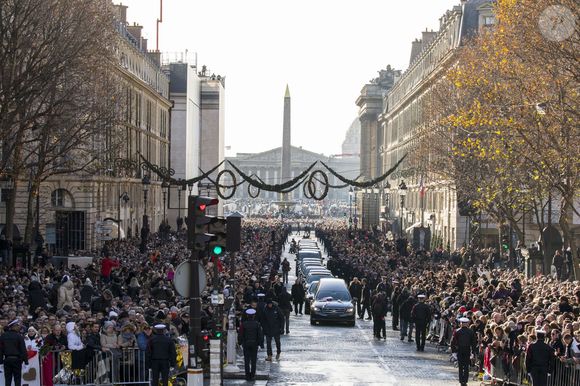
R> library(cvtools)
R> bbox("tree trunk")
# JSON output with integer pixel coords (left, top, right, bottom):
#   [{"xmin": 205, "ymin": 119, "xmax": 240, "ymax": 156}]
[
  {"xmin": 23, "ymin": 181, "xmax": 38, "ymax": 246},
  {"xmin": 559, "ymin": 195, "xmax": 578, "ymax": 280},
  {"xmin": 4, "ymin": 177, "xmax": 19, "ymax": 241}
]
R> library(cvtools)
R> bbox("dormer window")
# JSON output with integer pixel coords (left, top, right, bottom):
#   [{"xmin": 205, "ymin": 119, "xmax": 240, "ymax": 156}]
[{"xmin": 483, "ymin": 16, "xmax": 495, "ymax": 26}]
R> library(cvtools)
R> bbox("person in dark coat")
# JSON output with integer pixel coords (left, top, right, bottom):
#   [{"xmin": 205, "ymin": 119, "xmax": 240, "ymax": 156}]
[
  {"xmin": 291, "ymin": 279, "xmax": 305, "ymax": 315},
  {"xmin": 80, "ymin": 278, "xmax": 97, "ymax": 305},
  {"xmin": 147, "ymin": 324, "xmax": 177, "ymax": 386},
  {"xmin": 525, "ymin": 330, "xmax": 555, "ymax": 386},
  {"xmin": 278, "ymin": 288, "xmax": 292, "ymax": 334},
  {"xmin": 238, "ymin": 309, "xmax": 264, "ymax": 381},
  {"xmin": 27, "ymin": 276, "xmax": 46, "ymax": 316},
  {"xmin": 360, "ymin": 279, "xmax": 372, "ymax": 320},
  {"xmin": 0, "ymin": 319, "xmax": 29, "ymax": 386},
  {"xmin": 399, "ymin": 293, "xmax": 416, "ymax": 342},
  {"xmin": 371, "ymin": 292, "xmax": 387, "ymax": 339},
  {"xmin": 411, "ymin": 294, "xmax": 431, "ymax": 351},
  {"xmin": 260, "ymin": 299, "xmax": 282, "ymax": 361},
  {"xmin": 391, "ymin": 283, "xmax": 401, "ymax": 330},
  {"xmin": 349, "ymin": 277, "xmax": 362, "ymax": 318},
  {"xmin": 451, "ymin": 317, "xmax": 477, "ymax": 386}
]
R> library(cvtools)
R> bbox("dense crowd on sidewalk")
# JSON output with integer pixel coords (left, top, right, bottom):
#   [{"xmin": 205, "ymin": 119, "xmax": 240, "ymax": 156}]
[
  {"xmin": 316, "ymin": 220, "xmax": 580, "ymax": 384},
  {"xmin": 0, "ymin": 218, "xmax": 289, "ymax": 385}
]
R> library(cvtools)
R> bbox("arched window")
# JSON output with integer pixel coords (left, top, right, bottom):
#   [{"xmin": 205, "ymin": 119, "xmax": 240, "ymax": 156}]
[{"xmin": 51, "ymin": 189, "xmax": 74, "ymax": 208}]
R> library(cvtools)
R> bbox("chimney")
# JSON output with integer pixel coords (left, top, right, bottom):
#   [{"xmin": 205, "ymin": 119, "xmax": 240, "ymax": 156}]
[
  {"xmin": 127, "ymin": 23, "xmax": 142, "ymax": 41},
  {"xmin": 148, "ymin": 51, "xmax": 161, "ymax": 66},
  {"xmin": 140, "ymin": 38, "xmax": 148, "ymax": 52},
  {"xmin": 112, "ymin": 4, "xmax": 128, "ymax": 24},
  {"xmin": 409, "ymin": 39, "xmax": 423, "ymax": 65},
  {"xmin": 421, "ymin": 29, "xmax": 437, "ymax": 49}
]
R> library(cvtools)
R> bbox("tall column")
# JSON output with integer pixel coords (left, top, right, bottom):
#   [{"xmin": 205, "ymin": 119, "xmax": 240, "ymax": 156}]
[{"xmin": 280, "ymin": 85, "xmax": 291, "ymax": 205}]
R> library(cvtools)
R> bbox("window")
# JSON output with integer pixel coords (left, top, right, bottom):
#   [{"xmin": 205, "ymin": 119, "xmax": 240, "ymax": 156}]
[
  {"xmin": 51, "ymin": 189, "xmax": 74, "ymax": 208},
  {"xmin": 483, "ymin": 16, "xmax": 495, "ymax": 26},
  {"xmin": 0, "ymin": 188, "xmax": 11, "ymax": 203}
]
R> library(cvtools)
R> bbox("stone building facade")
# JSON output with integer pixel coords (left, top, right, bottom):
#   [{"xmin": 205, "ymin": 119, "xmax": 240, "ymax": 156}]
[
  {"xmin": 0, "ymin": 3, "xmax": 171, "ymax": 253},
  {"xmin": 379, "ymin": 0, "xmax": 494, "ymax": 249}
]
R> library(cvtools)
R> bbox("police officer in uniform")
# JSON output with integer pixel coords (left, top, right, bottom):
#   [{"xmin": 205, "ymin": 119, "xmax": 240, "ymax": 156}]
[
  {"xmin": 0, "ymin": 319, "xmax": 29, "ymax": 386},
  {"xmin": 411, "ymin": 294, "xmax": 431, "ymax": 351},
  {"xmin": 238, "ymin": 309, "xmax": 264, "ymax": 381},
  {"xmin": 147, "ymin": 324, "xmax": 177, "ymax": 386},
  {"xmin": 525, "ymin": 330, "xmax": 555, "ymax": 386},
  {"xmin": 451, "ymin": 317, "xmax": 477, "ymax": 386}
]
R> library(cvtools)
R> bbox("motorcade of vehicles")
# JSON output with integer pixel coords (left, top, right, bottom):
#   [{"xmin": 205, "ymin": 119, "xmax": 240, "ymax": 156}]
[
  {"xmin": 304, "ymin": 280, "xmax": 320, "ymax": 315},
  {"xmin": 310, "ymin": 278, "xmax": 355, "ymax": 326},
  {"xmin": 300, "ymin": 267, "xmax": 328, "ymax": 281},
  {"xmin": 305, "ymin": 271, "xmax": 333, "ymax": 285}
]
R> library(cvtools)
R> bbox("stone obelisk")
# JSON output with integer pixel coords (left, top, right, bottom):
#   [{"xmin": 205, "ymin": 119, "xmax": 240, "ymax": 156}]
[{"xmin": 280, "ymin": 85, "xmax": 291, "ymax": 207}]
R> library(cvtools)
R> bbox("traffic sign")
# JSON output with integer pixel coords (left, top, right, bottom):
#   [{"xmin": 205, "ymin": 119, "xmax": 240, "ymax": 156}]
[{"xmin": 173, "ymin": 261, "xmax": 207, "ymax": 297}]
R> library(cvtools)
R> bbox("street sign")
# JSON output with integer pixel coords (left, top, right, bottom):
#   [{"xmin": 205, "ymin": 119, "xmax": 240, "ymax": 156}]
[{"xmin": 173, "ymin": 261, "xmax": 207, "ymax": 297}]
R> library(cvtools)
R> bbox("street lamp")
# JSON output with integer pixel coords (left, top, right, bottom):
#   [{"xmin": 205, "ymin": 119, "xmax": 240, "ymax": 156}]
[
  {"xmin": 161, "ymin": 180, "xmax": 170, "ymax": 223},
  {"xmin": 383, "ymin": 180, "xmax": 391, "ymax": 219},
  {"xmin": 353, "ymin": 187, "xmax": 359, "ymax": 229},
  {"xmin": 118, "ymin": 192, "xmax": 129, "ymax": 240},
  {"xmin": 348, "ymin": 187, "xmax": 353, "ymax": 227},
  {"xmin": 188, "ymin": 181, "xmax": 194, "ymax": 197},
  {"xmin": 398, "ymin": 180, "xmax": 407, "ymax": 238},
  {"xmin": 141, "ymin": 174, "xmax": 150, "ymax": 252}
]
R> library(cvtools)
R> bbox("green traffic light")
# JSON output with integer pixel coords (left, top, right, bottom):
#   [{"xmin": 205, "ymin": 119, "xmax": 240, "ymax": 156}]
[
  {"xmin": 215, "ymin": 331, "xmax": 222, "ymax": 338},
  {"xmin": 212, "ymin": 245, "xmax": 224, "ymax": 255}
]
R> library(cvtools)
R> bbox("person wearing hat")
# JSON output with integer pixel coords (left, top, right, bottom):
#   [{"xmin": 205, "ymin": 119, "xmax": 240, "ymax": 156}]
[
  {"xmin": 238, "ymin": 309, "xmax": 264, "ymax": 381},
  {"xmin": 411, "ymin": 294, "xmax": 431, "ymax": 351},
  {"xmin": 0, "ymin": 319, "xmax": 29, "ymax": 386},
  {"xmin": 525, "ymin": 330, "xmax": 555, "ymax": 386},
  {"xmin": 261, "ymin": 298, "xmax": 283, "ymax": 361},
  {"xmin": 451, "ymin": 317, "xmax": 477, "ymax": 386},
  {"xmin": 147, "ymin": 324, "xmax": 176, "ymax": 386}
]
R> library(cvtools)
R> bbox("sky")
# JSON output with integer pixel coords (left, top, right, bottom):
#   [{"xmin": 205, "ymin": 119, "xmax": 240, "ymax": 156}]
[{"xmin": 118, "ymin": 0, "xmax": 459, "ymax": 157}]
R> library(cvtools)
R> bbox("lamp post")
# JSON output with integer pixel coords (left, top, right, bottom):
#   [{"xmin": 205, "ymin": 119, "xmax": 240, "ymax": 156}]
[
  {"xmin": 140, "ymin": 175, "xmax": 150, "ymax": 252},
  {"xmin": 348, "ymin": 187, "xmax": 353, "ymax": 228},
  {"xmin": 398, "ymin": 180, "xmax": 407, "ymax": 238},
  {"xmin": 118, "ymin": 192, "xmax": 129, "ymax": 240},
  {"xmin": 353, "ymin": 187, "xmax": 359, "ymax": 229},
  {"xmin": 177, "ymin": 180, "xmax": 185, "ymax": 231},
  {"xmin": 383, "ymin": 180, "xmax": 391, "ymax": 219},
  {"xmin": 161, "ymin": 180, "xmax": 170, "ymax": 223}
]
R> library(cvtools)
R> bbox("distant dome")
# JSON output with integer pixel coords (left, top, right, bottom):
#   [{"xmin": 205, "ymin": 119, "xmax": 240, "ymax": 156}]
[{"xmin": 342, "ymin": 118, "xmax": 360, "ymax": 156}]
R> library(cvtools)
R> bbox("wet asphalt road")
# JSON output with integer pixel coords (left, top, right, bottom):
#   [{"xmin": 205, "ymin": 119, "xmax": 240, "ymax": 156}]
[{"xmin": 227, "ymin": 232, "xmax": 477, "ymax": 386}]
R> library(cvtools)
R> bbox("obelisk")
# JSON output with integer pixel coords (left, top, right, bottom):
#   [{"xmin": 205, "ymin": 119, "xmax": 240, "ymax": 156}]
[{"xmin": 280, "ymin": 85, "xmax": 291, "ymax": 206}]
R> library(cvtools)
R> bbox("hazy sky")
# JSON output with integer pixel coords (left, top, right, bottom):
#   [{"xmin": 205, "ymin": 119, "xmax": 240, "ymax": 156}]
[{"xmin": 118, "ymin": 0, "xmax": 459, "ymax": 157}]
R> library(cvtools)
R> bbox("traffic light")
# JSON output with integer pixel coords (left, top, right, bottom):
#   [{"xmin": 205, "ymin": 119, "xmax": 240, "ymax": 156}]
[
  {"xmin": 501, "ymin": 235, "xmax": 510, "ymax": 251},
  {"xmin": 208, "ymin": 218, "xmax": 227, "ymax": 257},
  {"xmin": 187, "ymin": 196, "xmax": 219, "ymax": 250},
  {"xmin": 214, "ymin": 330, "xmax": 223, "ymax": 339}
]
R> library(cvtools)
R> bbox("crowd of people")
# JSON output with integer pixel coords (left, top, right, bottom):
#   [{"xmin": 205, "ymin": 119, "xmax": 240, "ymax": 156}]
[
  {"xmin": 0, "ymin": 219, "xmax": 291, "ymax": 386},
  {"xmin": 317, "ymin": 220, "xmax": 580, "ymax": 386},
  {"xmin": 1, "ymin": 214, "xmax": 579, "ymax": 386}
]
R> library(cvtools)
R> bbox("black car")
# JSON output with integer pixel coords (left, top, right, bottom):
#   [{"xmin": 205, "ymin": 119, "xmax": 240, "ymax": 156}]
[{"xmin": 310, "ymin": 278, "xmax": 355, "ymax": 326}]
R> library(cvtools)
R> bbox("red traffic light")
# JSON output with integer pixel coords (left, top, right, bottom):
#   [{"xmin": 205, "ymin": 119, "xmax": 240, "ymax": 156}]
[{"xmin": 199, "ymin": 204, "xmax": 206, "ymax": 211}]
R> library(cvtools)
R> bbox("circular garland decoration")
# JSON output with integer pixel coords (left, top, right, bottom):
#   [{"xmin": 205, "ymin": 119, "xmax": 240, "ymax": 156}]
[
  {"xmin": 307, "ymin": 170, "xmax": 329, "ymax": 201},
  {"xmin": 303, "ymin": 180, "xmax": 313, "ymax": 199},
  {"xmin": 214, "ymin": 169, "xmax": 237, "ymax": 200},
  {"xmin": 247, "ymin": 174, "xmax": 261, "ymax": 198}
]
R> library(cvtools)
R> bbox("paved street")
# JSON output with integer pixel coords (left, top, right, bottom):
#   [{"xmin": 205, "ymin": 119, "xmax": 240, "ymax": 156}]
[{"xmin": 224, "ymin": 233, "xmax": 479, "ymax": 386}]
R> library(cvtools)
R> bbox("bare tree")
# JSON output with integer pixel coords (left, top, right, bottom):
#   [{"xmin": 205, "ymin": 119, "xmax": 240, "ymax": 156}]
[{"xmin": 0, "ymin": 0, "xmax": 121, "ymax": 242}]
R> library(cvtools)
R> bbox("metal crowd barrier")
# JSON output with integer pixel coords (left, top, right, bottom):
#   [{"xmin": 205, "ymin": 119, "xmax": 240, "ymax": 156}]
[
  {"xmin": 46, "ymin": 348, "xmax": 149, "ymax": 386},
  {"xmin": 480, "ymin": 349, "xmax": 580, "ymax": 386}
]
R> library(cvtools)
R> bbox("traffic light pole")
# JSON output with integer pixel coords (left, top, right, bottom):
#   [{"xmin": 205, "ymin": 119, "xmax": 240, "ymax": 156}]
[{"xmin": 188, "ymin": 248, "xmax": 203, "ymax": 386}]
